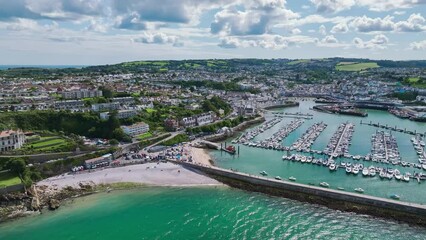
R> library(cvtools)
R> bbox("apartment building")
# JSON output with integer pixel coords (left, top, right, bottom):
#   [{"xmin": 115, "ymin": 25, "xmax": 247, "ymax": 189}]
[{"xmin": 0, "ymin": 130, "xmax": 26, "ymax": 152}]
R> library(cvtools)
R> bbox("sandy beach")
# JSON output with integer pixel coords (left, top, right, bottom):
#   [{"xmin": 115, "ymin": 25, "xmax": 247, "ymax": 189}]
[
  {"xmin": 190, "ymin": 146, "xmax": 213, "ymax": 166},
  {"xmin": 36, "ymin": 162, "xmax": 221, "ymax": 190}
]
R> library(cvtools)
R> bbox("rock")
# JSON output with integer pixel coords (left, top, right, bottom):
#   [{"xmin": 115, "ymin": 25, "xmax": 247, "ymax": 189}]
[
  {"xmin": 30, "ymin": 197, "xmax": 40, "ymax": 211},
  {"xmin": 48, "ymin": 198, "xmax": 60, "ymax": 210}
]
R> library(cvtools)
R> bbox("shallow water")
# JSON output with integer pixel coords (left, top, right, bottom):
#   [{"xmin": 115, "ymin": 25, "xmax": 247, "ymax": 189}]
[{"xmin": 1, "ymin": 187, "xmax": 425, "ymax": 240}]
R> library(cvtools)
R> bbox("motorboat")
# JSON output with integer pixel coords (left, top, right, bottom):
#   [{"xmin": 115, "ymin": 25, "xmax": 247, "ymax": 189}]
[
  {"xmin": 275, "ymin": 176, "xmax": 282, "ymax": 180},
  {"xmin": 362, "ymin": 168, "xmax": 369, "ymax": 176},
  {"xmin": 390, "ymin": 194, "xmax": 400, "ymax": 200},
  {"xmin": 289, "ymin": 176, "xmax": 297, "ymax": 181},
  {"xmin": 329, "ymin": 164, "xmax": 337, "ymax": 171},
  {"xmin": 354, "ymin": 188, "xmax": 364, "ymax": 193},
  {"xmin": 319, "ymin": 182, "xmax": 330, "ymax": 188},
  {"xmin": 260, "ymin": 171, "xmax": 268, "ymax": 176}
]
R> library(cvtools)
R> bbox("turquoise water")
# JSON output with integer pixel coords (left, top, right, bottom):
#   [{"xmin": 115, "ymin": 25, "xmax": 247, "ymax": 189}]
[
  {"xmin": 213, "ymin": 101, "xmax": 426, "ymax": 204},
  {"xmin": 1, "ymin": 187, "xmax": 426, "ymax": 239}
]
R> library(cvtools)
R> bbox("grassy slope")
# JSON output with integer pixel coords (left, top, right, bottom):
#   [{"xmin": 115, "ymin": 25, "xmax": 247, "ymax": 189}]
[
  {"xmin": 0, "ymin": 171, "xmax": 21, "ymax": 187},
  {"xmin": 335, "ymin": 62, "xmax": 379, "ymax": 71}
]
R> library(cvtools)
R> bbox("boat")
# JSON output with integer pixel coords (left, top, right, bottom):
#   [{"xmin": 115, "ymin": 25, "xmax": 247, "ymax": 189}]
[
  {"xmin": 275, "ymin": 176, "xmax": 282, "ymax": 180},
  {"xmin": 289, "ymin": 176, "xmax": 297, "ymax": 181},
  {"xmin": 352, "ymin": 166, "xmax": 359, "ymax": 175},
  {"xmin": 362, "ymin": 168, "xmax": 369, "ymax": 176},
  {"xmin": 329, "ymin": 164, "xmax": 337, "ymax": 171},
  {"xmin": 345, "ymin": 166, "xmax": 352, "ymax": 174},
  {"xmin": 354, "ymin": 188, "xmax": 364, "ymax": 193},
  {"xmin": 225, "ymin": 145, "xmax": 236, "ymax": 154},
  {"xmin": 403, "ymin": 174, "xmax": 410, "ymax": 182},
  {"xmin": 319, "ymin": 182, "xmax": 330, "ymax": 188},
  {"xmin": 337, "ymin": 187, "xmax": 345, "ymax": 190},
  {"xmin": 260, "ymin": 171, "xmax": 268, "ymax": 176},
  {"xmin": 390, "ymin": 194, "xmax": 400, "ymax": 200},
  {"xmin": 395, "ymin": 173, "xmax": 402, "ymax": 180}
]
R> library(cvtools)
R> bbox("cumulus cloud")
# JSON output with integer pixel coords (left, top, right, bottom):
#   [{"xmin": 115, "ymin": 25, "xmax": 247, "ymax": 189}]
[
  {"xmin": 410, "ymin": 40, "xmax": 426, "ymax": 50},
  {"xmin": 395, "ymin": 13, "xmax": 426, "ymax": 32},
  {"xmin": 132, "ymin": 32, "xmax": 183, "ymax": 47},
  {"xmin": 311, "ymin": 0, "xmax": 426, "ymax": 13},
  {"xmin": 290, "ymin": 28, "xmax": 301, "ymax": 34},
  {"xmin": 310, "ymin": 0, "xmax": 355, "ymax": 13},
  {"xmin": 321, "ymin": 35, "xmax": 338, "ymax": 43},
  {"xmin": 350, "ymin": 15, "xmax": 395, "ymax": 32},
  {"xmin": 210, "ymin": 0, "xmax": 299, "ymax": 36},
  {"xmin": 217, "ymin": 34, "xmax": 316, "ymax": 49},
  {"xmin": 353, "ymin": 34, "xmax": 389, "ymax": 49},
  {"xmin": 330, "ymin": 22, "xmax": 349, "ymax": 33}
]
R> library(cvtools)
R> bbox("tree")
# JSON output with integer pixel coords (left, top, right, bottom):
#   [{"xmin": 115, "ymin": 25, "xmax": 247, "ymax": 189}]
[
  {"xmin": 99, "ymin": 86, "xmax": 113, "ymax": 98},
  {"xmin": 7, "ymin": 158, "xmax": 27, "ymax": 176},
  {"xmin": 109, "ymin": 139, "xmax": 119, "ymax": 145}
]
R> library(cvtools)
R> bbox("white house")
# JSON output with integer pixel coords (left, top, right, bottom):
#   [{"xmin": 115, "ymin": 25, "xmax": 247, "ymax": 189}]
[{"xmin": 0, "ymin": 129, "xmax": 26, "ymax": 152}]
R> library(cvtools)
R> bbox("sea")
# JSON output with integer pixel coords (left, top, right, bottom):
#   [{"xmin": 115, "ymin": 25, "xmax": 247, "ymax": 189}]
[{"xmin": 1, "ymin": 100, "xmax": 426, "ymax": 239}]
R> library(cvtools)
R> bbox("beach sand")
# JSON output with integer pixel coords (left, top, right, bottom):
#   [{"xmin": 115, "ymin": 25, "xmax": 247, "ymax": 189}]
[
  {"xmin": 190, "ymin": 147, "xmax": 213, "ymax": 166},
  {"xmin": 36, "ymin": 162, "xmax": 221, "ymax": 190}
]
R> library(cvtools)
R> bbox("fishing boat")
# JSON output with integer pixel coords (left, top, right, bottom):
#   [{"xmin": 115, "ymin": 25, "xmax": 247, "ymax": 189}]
[
  {"xmin": 390, "ymin": 194, "xmax": 400, "ymax": 200},
  {"xmin": 354, "ymin": 188, "xmax": 364, "ymax": 193},
  {"xmin": 275, "ymin": 176, "xmax": 282, "ymax": 180},
  {"xmin": 319, "ymin": 182, "xmax": 330, "ymax": 188},
  {"xmin": 289, "ymin": 176, "xmax": 297, "ymax": 181},
  {"xmin": 260, "ymin": 171, "xmax": 268, "ymax": 176}
]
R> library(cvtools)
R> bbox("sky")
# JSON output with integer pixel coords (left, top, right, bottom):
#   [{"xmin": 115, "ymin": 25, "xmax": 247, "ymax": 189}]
[{"xmin": 0, "ymin": 0, "xmax": 425, "ymax": 65}]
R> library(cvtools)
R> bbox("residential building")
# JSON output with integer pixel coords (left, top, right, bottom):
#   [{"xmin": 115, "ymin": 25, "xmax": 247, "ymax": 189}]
[
  {"xmin": 54, "ymin": 100, "xmax": 85, "ymax": 111},
  {"xmin": 196, "ymin": 111, "xmax": 215, "ymax": 126},
  {"xmin": 91, "ymin": 102, "xmax": 121, "ymax": 112},
  {"xmin": 0, "ymin": 129, "xmax": 26, "ymax": 152},
  {"xmin": 112, "ymin": 97, "xmax": 135, "ymax": 105},
  {"xmin": 61, "ymin": 89, "xmax": 103, "ymax": 99},
  {"xmin": 84, "ymin": 153, "xmax": 112, "ymax": 169},
  {"xmin": 121, "ymin": 122, "xmax": 150, "ymax": 136},
  {"xmin": 180, "ymin": 116, "xmax": 197, "ymax": 128}
]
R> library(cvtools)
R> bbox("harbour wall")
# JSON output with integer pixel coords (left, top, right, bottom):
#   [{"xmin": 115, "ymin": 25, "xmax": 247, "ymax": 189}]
[{"xmin": 176, "ymin": 161, "xmax": 426, "ymax": 226}]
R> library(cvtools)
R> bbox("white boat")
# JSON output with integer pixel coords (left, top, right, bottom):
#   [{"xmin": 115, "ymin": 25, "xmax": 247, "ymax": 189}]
[
  {"xmin": 337, "ymin": 187, "xmax": 345, "ymax": 190},
  {"xmin": 390, "ymin": 194, "xmax": 400, "ymax": 200},
  {"xmin": 329, "ymin": 164, "xmax": 337, "ymax": 171},
  {"xmin": 354, "ymin": 188, "xmax": 364, "ymax": 193},
  {"xmin": 403, "ymin": 174, "xmax": 410, "ymax": 182},
  {"xmin": 275, "ymin": 176, "xmax": 282, "ymax": 180},
  {"xmin": 362, "ymin": 168, "xmax": 369, "ymax": 176},
  {"xmin": 289, "ymin": 176, "xmax": 297, "ymax": 181},
  {"xmin": 319, "ymin": 182, "xmax": 330, "ymax": 188},
  {"xmin": 369, "ymin": 168, "xmax": 376, "ymax": 177},
  {"xmin": 345, "ymin": 166, "xmax": 352, "ymax": 174},
  {"xmin": 352, "ymin": 166, "xmax": 359, "ymax": 175},
  {"xmin": 395, "ymin": 173, "xmax": 402, "ymax": 180},
  {"xmin": 260, "ymin": 171, "xmax": 268, "ymax": 176}
]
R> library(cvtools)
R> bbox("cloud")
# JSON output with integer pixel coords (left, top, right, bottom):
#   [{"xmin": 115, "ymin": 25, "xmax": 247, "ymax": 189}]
[
  {"xmin": 410, "ymin": 40, "xmax": 426, "ymax": 50},
  {"xmin": 310, "ymin": 0, "xmax": 355, "ymax": 13},
  {"xmin": 353, "ymin": 34, "xmax": 389, "ymax": 49},
  {"xmin": 395, "ymin": 13, "xmax": 426, "ymax": 32},
  {"xmin": 321, "ymin": 35, "xmax": 338, "ymax": 43},
  {"xmin": 290, "ymin": 28, "xmax": 301, "ymax": 34},
  {"xmin": 210, "ymin": 0, "xmax": 299, "ymax": 36},
  {"xmin": 311, "ymin": 0, "xmax": 426, "ymax": 13},
  {"xmin": 132, "ymin": 32, "xmax": 183, "ymax": 47},
  {"xmin": 217, "ymin": 34, "xmax": 316, "ymax": 49},
  {"xmin": 330, "ymin": 22, "xmax": 349, "ymax": 33},
  {"xmin": 350, "ymin": 15, "xmax": 395, "ymax": 32},
  {"xmin": 319, "ymin": 24, "xmax": 327, "ymax": 35}
]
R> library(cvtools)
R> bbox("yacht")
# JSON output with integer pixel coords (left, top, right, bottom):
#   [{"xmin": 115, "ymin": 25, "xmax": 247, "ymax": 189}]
[{"xmin": 362, "ymin": 168, "xmax": 369, "ymax": 176}]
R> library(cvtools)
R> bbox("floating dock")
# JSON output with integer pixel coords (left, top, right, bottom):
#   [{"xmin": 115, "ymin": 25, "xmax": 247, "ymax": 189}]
[{"xmin": 360, "ymin": 121, "xmax": 426, "ymax": 137}]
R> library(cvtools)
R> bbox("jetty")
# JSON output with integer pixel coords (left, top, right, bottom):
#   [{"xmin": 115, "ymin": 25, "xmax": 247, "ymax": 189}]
[
  {"xmin": 173, "ymin": 160, "xmax": 426, "ymax": 226},
  {"xmin": 360, "ymin": 120, "xmax": 426, "ymax": 137}
]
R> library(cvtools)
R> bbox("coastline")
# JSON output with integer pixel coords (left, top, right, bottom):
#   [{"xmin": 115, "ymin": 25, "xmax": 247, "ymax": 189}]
[{"xmin": 190, "ymin": 146, "xmax": 214, "ymax": 166}]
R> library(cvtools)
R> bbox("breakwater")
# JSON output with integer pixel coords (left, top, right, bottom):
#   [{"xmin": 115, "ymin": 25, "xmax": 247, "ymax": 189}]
[{"xmin": 175, "ymin": 161, "xmax": 426, "ymax": 226}]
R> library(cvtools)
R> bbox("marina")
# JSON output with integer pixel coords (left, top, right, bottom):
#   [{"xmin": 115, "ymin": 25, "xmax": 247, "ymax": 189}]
[{"xmin": 212, "ymin": 101, "xmax": 426, "ymax": 204}]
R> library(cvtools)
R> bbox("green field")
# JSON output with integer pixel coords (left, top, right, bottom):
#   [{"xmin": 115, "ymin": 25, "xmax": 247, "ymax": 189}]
[
  {"xmin": 335, "ymin": 62, "xmax": 379, "ymax": 71},
  {"xmin": 30, "ymin": 138, "xmax": 65, "ymax": 148},
  {"xmin": 407, "ymin": 77, "xmax": 420, "ymax": 83},
  {"xmin": 287, "ymin": 59, "xmax": 310, "ymax": 65},
  {"xmin": 146, "ymin": 108, "xmax": 156, "ymax": 113},
  {"xmin": 136, "ymin": 132, "xmax": 153, "ymax": 140},
  {"xmin": 0, "ymin": 171, "xmax": 21, "ymax": 187}
]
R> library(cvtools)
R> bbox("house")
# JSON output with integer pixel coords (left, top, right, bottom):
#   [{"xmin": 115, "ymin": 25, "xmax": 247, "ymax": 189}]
[
  {"xmin": 180, "ymin": 116, "xmax": 197, "ymax": 128},
  {"xmin": 54, "ymin": 100, "xmax": 85, "ymax": 111},
  {"xmin": 196, "ymin": 111, "xmax": 215, "ymax": 126},
  {"xmin": 121, "ymin": 122, "xmax": 150, "ymax": 136},
  {"xmin": 0, "ymin": 129, "xmax": 26, "ymax": 152}
]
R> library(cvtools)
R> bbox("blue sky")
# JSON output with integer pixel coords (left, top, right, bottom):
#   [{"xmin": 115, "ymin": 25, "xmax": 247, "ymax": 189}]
[{"xmin": 0, "ymin": 0, "xmax": 425, "ymax": 65}]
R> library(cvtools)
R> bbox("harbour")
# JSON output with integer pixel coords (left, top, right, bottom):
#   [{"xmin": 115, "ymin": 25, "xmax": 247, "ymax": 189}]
[{"xmin": 211, "ymin": 100, "xmax": 426, "ymax": 204}]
